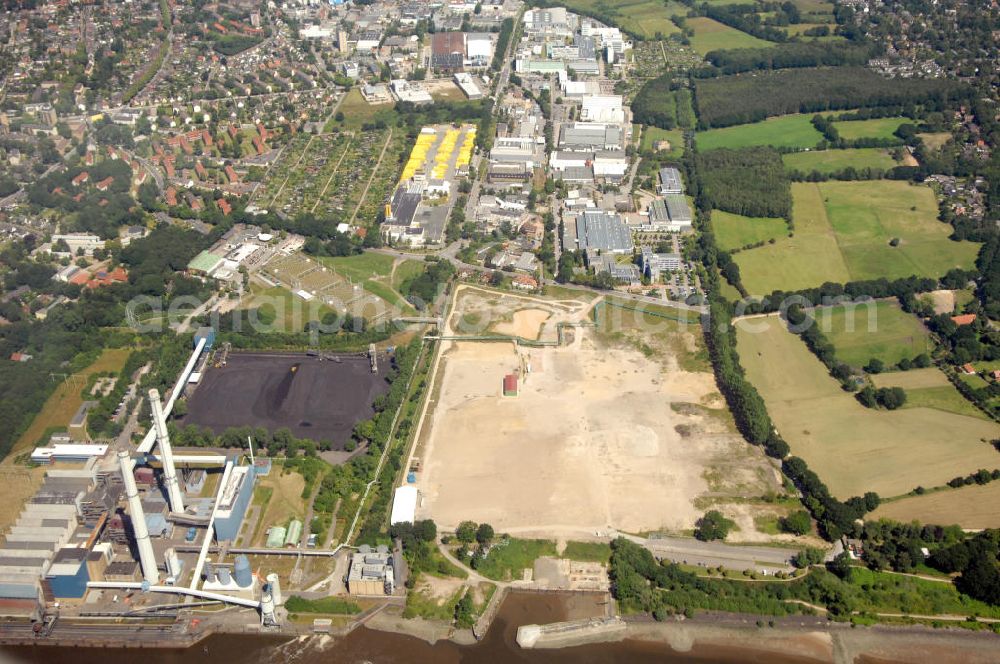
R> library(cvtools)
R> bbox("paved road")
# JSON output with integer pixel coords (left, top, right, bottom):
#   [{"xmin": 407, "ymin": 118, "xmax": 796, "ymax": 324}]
[{"xmin": 628, "ymin": 533, "xmax": 797, "ymax": 572}]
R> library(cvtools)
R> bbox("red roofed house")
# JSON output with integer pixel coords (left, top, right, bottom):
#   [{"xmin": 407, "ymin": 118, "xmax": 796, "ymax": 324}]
[
  {"xmin": 10, "ymin": 352, "xmax": 32, "ymax": 362},
  {"xmin": 952, "ymin": 313, "xmax": 977, "ymax": 326},
  {"xmin": 513, "ymin": 275, "xmax": 538, "ymax": 291},
  {"xmin": 228, "ymin": 125, "xmax": 239, "ymax": 140},
  {"xmin": 165, "ymin": 187, "xmax": 178, "ymax": 206},
  {"xmin": 86, "ymin": 266, "xmax": 128, "ymax": 289},
  {"xmin": 962, "ymin": 363, "xmax": 977, "ymax": 375},
  {"xmin": 202, "ymin": 129, "xmax": 213, "ymax": 147},
  {"xmin": 72, "ymin": 171, "xmax": 89, "ymax": 186},
  {"xmin": 195, "ymin": 161, "xmax": 208, "ymax": 179},
  {"xmin": 69, "ymin": 270, "xmax": 91, "ymax": 286},
  {"xmin": 252, "ymin": 135, "xmax": 265, "ymax": 155},
  {"xmin": 95, "ymin": 176, "xmax": 114, "ymax": 192},
  {"xmin": 503, "ymin": 374, "xmax": 518, "ymax": 397},
  {"xmin": 257, "ymin": 122, "xmax": 268, "ymax": 142},
  {"xmin": 218, "ymin": 199, "xmax": 232, "ymax": 215},
  {"xmin": 224, "ymin": 165, "xmax": 239, "ymax": 184}
]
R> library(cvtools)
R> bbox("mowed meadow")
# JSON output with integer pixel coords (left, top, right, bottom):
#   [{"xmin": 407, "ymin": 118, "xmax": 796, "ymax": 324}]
[
  {"xmin": 809, "ymin": 300, "xmax": 932, "ymax": 368},
  {"xmin": 734, "ymin": 181, "xmax": 980, "ymax": 294},
  {"xmin": 735, "ymin": 316, "xmax": 999, "ymax": 499}
]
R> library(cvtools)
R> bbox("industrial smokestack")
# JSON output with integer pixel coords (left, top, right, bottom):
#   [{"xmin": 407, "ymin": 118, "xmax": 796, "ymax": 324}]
[
  {"xmin": 118, "ymin": 451, "xmax": 158, "ymax": 585},
  {"xmin": 150, "ymin": 388, "xmax": 184, "ymax": 513}
]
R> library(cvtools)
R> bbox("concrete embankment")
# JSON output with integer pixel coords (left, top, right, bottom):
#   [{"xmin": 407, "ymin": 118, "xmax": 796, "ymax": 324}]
[{"xmin": 515, "ymin": 616, "xmax": 627, "ymax": 649}]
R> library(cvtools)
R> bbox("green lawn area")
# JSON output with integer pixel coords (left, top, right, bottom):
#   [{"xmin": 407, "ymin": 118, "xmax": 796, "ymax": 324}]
[
  {"xmin": 560, "ymin": 541, "xmax": 611, "ymax": 564},
  {"xmin": 782, "ymin": 148, "xmax": 898, "ymax": 174},
  {"xmin": 640, "ymin": 126, "xmax": 684, "ymax": 159},
  {"xmin": 847, "ymin": 567, "xmax": 1000, "ymax": 619},
  {"xmin": 686, "ymin": 16, "xmax": 775, "ymax": 55},
  {"xmin": 392, "ymin": 259, "xmax": 429, "ymax": 292},
  {"xmin": 284, "ymin": 595, "xmax": 361, "ymax": 614},
  {"xmin": 832, "ymin": 117, "xmax": 907, "ymax": 141},
  {"xmin": 557, "ymin": 0, "xmax": 682, "ymax": 37},
  {"xmin": 331, "ymin": 88, "xmax": 394, "ymax": 131},
  {"xmin": 736, "ymin": 317, "xmax": 1000, "ymax": 499},
  {"xmin": 243, "ymin": 284, "xmax": 336, "ymax": 332},
  {"xmin": 475, "ymin": 538, "xmax": 557, "ymax": 582},
  {"xmin": 712, "ymin": 210, "xmax": 788, "ymax": 251},
  {"xmin": 321, "ymin": 252, "xmax": 395, "ymax": 281},
  {"xmin": 810, "ymin": 300, "xmax": 931, "ymax": 367},
  {"xmin": 696, "ymin": 115, "xmax": 822, "ymax": 151},
  {"xmin": 919, "ymin": 132, "xmax": 952, "ymax": 151},
  {"xmin": 734, "ymin": 181, "xmax": 980, "ymax": 294}
]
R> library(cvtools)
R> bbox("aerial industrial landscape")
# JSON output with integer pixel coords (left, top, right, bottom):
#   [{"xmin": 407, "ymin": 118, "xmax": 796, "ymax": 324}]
[{"xmin": 0, "ymin": 0, "xmax": 999, "ymax": 662}]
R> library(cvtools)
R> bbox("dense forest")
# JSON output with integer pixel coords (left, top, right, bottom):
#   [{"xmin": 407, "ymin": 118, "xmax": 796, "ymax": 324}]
[
  {"xmin": 694, "ymin": 67, "xmax": 969, "ymax": 128},
  {"xmin": 703, "ymin": 42, "xmax": 874, "ymax": 75},
  {"xmin": 695, "ymin": 147, "xmax": 791, "ymax": 218}
]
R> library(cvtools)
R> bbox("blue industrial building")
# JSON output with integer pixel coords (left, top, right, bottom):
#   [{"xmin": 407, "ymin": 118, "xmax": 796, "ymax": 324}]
[
  {"xmin": 194, "ymin": 326, "xmax": 216, "ymax": 350},
  {"xmin": 45, "ymin": 548, "xmax": 90, "ymax": 600},
  {"xmin": 213, "ymin": 466, "xmax": 256, "ymax": 542}
]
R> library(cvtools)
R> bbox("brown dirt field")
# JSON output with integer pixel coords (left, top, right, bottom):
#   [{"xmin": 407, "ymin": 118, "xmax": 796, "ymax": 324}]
[
  {"xmin": 416, "ymin": 288, "xmax": 779, "ymax": 536},
  {"xmin": 8, "ymin": 348, "xmax": 131, "ymax": 461},
  {"xmin": 901, "ymin": 153, "xmax": 919, "ymax": 167},
  {"xmin": 491, "ymin": 308, "xmax": 551, "ymax": 340},
  {"xmin": 923, "ymin": 289, "xmax": 956, "ymax": 315},
  {"xmin": 872, "ymin": 483, "xmax": 1000, "ymax": 529}
]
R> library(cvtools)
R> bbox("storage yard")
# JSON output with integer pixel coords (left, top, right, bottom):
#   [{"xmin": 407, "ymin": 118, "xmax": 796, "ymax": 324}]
[
  {"xmin": 413, "ymin": 287, "xmax": 779, "ymax": 535},
  {"xmin": 184, "ymin": 352, "xmax": 390, "ymax": 446}
]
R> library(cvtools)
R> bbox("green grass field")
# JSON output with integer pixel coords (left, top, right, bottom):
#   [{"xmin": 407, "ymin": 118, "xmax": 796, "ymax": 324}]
[
  {"xmin": 712, "ymin": 210, "xmax": 788, "ymax": 251},
  {"xmin": 640, "ymin": 126, "xmax": 684, "ymax": 159},
  {"xmin": 321, "ymin": 252, "xmax": 395, "ymax": 281},
  {"xmin": 832, "ymin": 117, "xmax": 907, "ymax": 141},
  {"xmin": 475, "ymin": 538, "xmax": 557, "ymax": 582},
  {"xmin": 736, "ymin": 316, "xmax": 1000, "ymax": 499},
  {"xmin": 697, "ymin": 114, "xmax": 823, "ymax": 151},
  {"xmin": 734, "ymin": 181, "xmax": 980, "ymax": 294},
  {"xmin": 243, "ymin": 284, "xmax": 337, "ymax": 333},
  {"xmin": 918, "ymin": 132, "xmax": 952, "ymax": 151},
  {"xmin": 810, "ymin": 300, "xmax": 931, "ymax": 367},
  {"xmin": 556, "ymin": 0, "xmax": 681, "ymax": 37},
  {"xmin": 734, "ymin": 183, "xmax": 851, "ymax": 294},
  {"xmin": 561, "ymin": 541, "xmax": 611, "ymax": 563},
  {"xmin": 686, "ymin": 16, "xmax": 775, "ymax": 55},
  {"xmin": 782, "ymin": 148, "xmax": 898, "ymax": 174}
]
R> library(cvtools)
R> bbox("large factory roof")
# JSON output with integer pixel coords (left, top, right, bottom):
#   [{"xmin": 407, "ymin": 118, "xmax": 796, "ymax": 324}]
[
  {"xmin": 390, "ymin": 486, "xmax": 419, "ymax": 525},
  {"xmin": 574, "ymin": 210, "xmax": 633, "ymax": 253},
  {"xmin": 216, "ymin": 466, "xmax": 251, "ymax": 515},
  {"xmin": 30, "ymin": 443, "xmax": 108, "ymax": 464}
]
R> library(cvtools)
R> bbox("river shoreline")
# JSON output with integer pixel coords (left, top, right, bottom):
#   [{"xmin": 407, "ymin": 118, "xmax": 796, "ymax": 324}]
[{"xmin": 359, "ymin": 604, "xmax": 1000, "ymax": 664}]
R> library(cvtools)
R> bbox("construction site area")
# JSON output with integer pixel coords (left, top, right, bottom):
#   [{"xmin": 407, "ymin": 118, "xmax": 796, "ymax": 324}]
[
  {"xmin": 410, "ymin": 286, "xmax": 783, "ymax": 537},
  {"xmin": 183, "ymin": 351, "xmax": 390, "ymax": 445}
]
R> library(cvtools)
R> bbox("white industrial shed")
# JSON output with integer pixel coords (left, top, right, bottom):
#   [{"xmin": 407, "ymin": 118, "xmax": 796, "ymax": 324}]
[{"xmin": 390, "ymin": 486, "xmax": 419, "ymax": 525}]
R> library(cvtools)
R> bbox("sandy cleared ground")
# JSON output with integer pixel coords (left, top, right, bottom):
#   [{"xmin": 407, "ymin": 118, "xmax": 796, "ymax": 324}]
[
  {"xmin": 924, "ymin": 289, "xmax": 956, "ymax": 315},
  {"xmin": 416, "ymin": 287, "xmax": 779, "ymax": 535},
  {"xmin": 491, "ymin": 308, "xmax": 552, "ymax": 340}
]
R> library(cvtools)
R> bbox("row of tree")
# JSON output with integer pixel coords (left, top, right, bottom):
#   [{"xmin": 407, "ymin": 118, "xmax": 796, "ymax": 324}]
[{"xmin": 693, "ymin": 67, "xmax": 969, "ymax": 129}]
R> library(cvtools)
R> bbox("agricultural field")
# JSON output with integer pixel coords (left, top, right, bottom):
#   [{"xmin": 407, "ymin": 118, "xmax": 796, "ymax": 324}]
[
  {"xmin": 831, "ymin": 116, "xmax": 907, "ymax": 141},
  {"xmin": 810, "ymin": 300, "xmax": 932, "ymax": 368},
  {"xmin": 686, "ymin": 17, "xmax": 775, "ymax": 55},
  {"xmin": 782, "ymin": 148, "xmax": 898, "ymax": 174},
  {"xmin": 415, "ymin": 287, "xmax": 780, "ymax": 536},
  {"xmin": 712, "ymin": 210, "xmax": 787, "ymax": 252},
  {"xmin": 735, "ymin": 316, "xmax": 1000, "ymax": 499},
  {"xmin": 872, "ymin": 482, "xmax": 1000, "ymax": 529},
  {"xmin": 10, "ymin": 348, "xmax": 131, "ymax": 459},
  {"xmin": 696, "ymin": 115, "xmax": 823, "ymax": 151},
  {"xmin": 872, "ymin": 368, "xmax": 990, "ymax": 421},
  {"xmin": 734, "ymin": 181, "xmax": 980, "ymax": 294}
]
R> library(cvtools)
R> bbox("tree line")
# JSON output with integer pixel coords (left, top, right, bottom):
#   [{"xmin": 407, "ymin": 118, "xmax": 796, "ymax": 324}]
[
  {"xmin": 703, "ymin": 42, "xmax": 873, "ymax": 76},
  {"xmin": 693, "ymin": 67, "xmax": 970, "ymax": 129}
]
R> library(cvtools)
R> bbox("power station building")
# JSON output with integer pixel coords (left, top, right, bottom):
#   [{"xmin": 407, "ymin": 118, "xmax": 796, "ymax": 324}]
[{"xmin": 214, "ymin": 465, "xmax": 256, "ymax": 542}]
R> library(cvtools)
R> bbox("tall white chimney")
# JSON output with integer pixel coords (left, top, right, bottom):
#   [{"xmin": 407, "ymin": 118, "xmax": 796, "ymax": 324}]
[
  {"xmin": 118, "ymin": 451, "xmax": 158, "ymax": 585},
  {"xmin": 150, "ymin": 388, "xmax": 184, "ymax": 513}
]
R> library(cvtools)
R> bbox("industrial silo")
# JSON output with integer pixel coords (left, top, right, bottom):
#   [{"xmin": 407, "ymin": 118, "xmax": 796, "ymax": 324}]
[
  {"xmin": 234, "ymin": 554, "xmax": 253, "ymax": 587},
  {"xmin": 266, "ymin": 572, "xmax": 283, "ymax": 606},
  {"xmin": 216, "ymin": 566, "xmax": 231, "ymax": 584}
]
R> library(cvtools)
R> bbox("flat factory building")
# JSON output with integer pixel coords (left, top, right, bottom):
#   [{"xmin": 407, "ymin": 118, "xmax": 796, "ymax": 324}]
[{"xmin": 213, "ymin": 466, "xmax": 256, "ymax": 542}]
